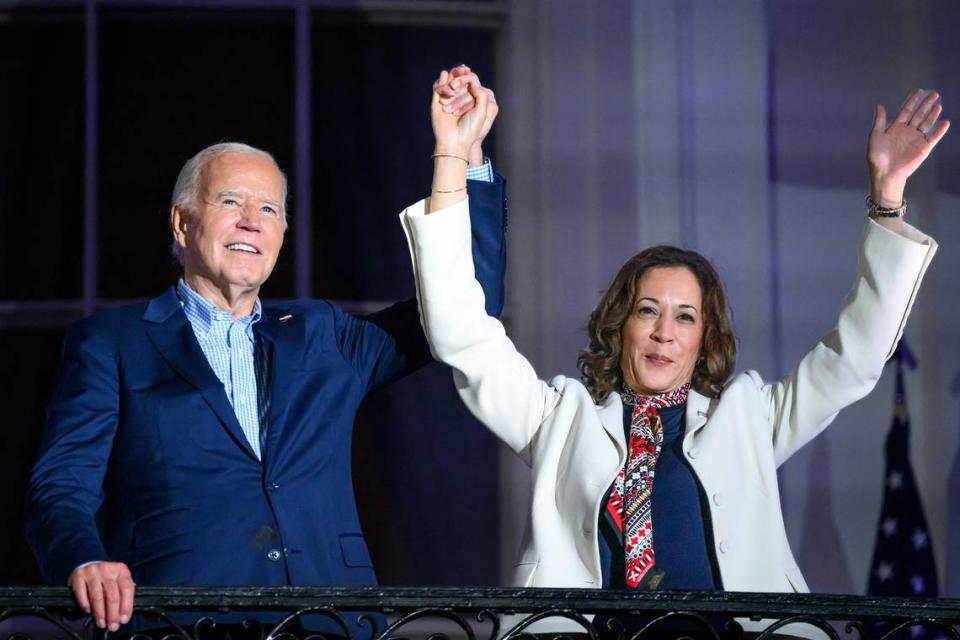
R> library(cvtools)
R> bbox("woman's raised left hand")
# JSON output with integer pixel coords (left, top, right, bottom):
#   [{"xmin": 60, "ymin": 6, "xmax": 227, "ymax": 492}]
[{"xmin": 868, "ymin": 89, "xmax": 950, "ymax": 207}]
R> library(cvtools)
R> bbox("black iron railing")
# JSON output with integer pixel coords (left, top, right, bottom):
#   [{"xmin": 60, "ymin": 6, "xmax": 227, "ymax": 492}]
[{"xmin": 1, "ymin": 587, "xmax": 958, "ymax": 640}]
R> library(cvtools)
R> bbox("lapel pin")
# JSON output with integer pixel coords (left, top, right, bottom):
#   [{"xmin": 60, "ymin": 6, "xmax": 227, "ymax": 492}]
[
  {"xmin": 279, "ymin": 314, "xmax": 293, "ymax": 323},
  {"xmin": 697, "ymin": 410, "xmax": 708, "ymax": 417}
]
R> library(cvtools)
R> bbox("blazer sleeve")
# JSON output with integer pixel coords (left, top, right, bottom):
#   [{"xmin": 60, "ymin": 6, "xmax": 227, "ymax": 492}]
[
  {"xmin": 759, "ymin": 219, "xmax": 937, "ymax": 466},
  {"xmin": 401, "ymin": 197, "xmax": 561, "ymax": 462},
  {"xmin": 335, "ymin": 176, "xmax": 508, "ymax": 393},
  {"xmin": 25, "ymin": 318, "xmax": 118, "ymax": 584}
]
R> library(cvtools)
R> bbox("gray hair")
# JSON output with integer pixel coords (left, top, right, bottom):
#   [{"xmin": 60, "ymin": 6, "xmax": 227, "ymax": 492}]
[{"xmin": 169, "ymin": 142, "xmax": 288, "ymax": 265}]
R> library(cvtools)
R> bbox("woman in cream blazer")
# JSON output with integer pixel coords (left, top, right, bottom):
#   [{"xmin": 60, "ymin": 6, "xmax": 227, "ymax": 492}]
[{"xmin": 408, "ymin": 75, "xmax": 947, "ymax": 596}]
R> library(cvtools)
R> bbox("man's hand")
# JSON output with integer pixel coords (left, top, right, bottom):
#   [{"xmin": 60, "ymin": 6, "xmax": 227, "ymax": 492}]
[
  {"xmin": 433, "ymin": 65, "xmax": 499, "ymax": 166},
  {"xmin": 69, "ymin": 561, "xmax": 135, "ymax": 631},
  {"xmin": 431, "ymin": 68, "xmax": 491, "ymax": 161}
]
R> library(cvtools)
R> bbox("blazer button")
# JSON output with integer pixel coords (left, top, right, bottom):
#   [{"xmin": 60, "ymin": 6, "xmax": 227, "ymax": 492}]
[
  {"xmin": 267, "ymin": 549, "xmax": 282, "ymax": 561},
  {"xmin": 718, "ymin": 540, "xmax": 730, "ymax": 554},
  {"xmin": 687, "ymin": 447, "xmax": 699, "ymax": 460},
  {"xmin": 712, "ymin": 492, "xmax": 724, "ymax": 506}
]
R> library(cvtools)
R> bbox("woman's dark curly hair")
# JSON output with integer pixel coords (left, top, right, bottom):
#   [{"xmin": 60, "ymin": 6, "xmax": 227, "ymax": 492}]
[{"xmin": 577, "ymin": 245, "xmax": 736, "ymax": 403}]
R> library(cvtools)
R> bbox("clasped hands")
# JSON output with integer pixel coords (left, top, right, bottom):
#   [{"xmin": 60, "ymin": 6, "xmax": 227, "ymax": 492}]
[{"xmin": 431, "ymin": 64, "xmax": 498, "ymax": 165}]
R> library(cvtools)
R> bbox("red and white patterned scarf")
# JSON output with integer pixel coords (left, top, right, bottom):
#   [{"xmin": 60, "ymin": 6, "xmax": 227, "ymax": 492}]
[{"xmin": 605, "ymin": 383, "xmax": 689, "ymax": 588}]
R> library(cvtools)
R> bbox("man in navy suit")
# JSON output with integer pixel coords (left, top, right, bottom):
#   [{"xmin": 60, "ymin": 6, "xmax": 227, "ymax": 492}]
[{"xmin": 26, "ymin": 71, "xmax": 504, "ymax": 635}]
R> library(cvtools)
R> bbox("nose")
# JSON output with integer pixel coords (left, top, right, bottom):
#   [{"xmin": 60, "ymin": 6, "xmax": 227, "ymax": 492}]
[
  {"xmin": 236, "ymin": 203, "xmax": 262, "ymax": 232},
  {"xmin": 651, "ymin": 315, "xmax": 675, "ymax": 343}
]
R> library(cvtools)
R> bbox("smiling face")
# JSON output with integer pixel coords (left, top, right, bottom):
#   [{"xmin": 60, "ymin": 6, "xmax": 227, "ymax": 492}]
[
  {"xmin": 619, "ymin": 266, "xmax": 704, "ymax": 396},
  {"xmin": 172, "ymin": 151, "xmax": 285, "ymax": 312}
]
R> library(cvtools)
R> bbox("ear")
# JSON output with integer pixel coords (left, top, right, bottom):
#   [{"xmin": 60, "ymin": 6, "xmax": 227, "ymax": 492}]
[{"xmin": 171, "ymin": 205, "xmax": 189, "ymax": 250}]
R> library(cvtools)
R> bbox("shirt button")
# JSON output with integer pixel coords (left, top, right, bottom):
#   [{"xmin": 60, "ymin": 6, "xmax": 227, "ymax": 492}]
[
  {"xmin": 267, "ymin": 549, "xmax": 282, "ymax": 561},
  {"xmin": 712, "ymin": 492, "xmax": 724, "ymax": 506},
  {"xmin": 687, "ymin": 447, "xmax": 699, "ymax": 460},
  {"xmin": 719, "ymin": 540, "xmax": 730, "ymax": 554}
]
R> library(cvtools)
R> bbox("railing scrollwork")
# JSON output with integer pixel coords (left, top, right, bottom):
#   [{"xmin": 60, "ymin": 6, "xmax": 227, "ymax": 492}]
[{"xmin": 0, "ymin": 587, "xmax": 957, "ymax": 640}]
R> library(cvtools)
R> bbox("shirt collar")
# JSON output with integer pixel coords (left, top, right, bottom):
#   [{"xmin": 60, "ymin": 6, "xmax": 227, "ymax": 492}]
[{"xmin": 176, "ymin": 278, "xmax": 262, "ymax": 337}]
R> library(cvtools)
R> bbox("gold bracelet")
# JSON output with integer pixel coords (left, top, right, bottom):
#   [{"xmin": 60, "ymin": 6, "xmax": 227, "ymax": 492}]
[
  {"xmin": 431, "ymin": 185, "xmax": 467, "ymax": 193},
  {"xmin": 432, "ymin": 153, "xmax": 469, "ymax": 164}
]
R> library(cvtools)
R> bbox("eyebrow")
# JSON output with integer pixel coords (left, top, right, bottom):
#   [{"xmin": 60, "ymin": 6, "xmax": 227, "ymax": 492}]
[
  {"xmin": 216, "ymin": 190, "xmax": 281, "ymax": 208},
  {"xmin": 637, "ymin": 297, "xmax": 700, "ymax": 312}
]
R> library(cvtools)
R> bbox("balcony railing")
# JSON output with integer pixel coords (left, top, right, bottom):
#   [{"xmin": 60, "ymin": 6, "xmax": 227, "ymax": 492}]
[{"xmin": 1, "ymin": 587, "xmax": 958, "ymax": 640}]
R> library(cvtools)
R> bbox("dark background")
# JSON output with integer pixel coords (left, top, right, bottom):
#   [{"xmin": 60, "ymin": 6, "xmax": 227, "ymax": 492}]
[{"xmin": 0, "ymin": 3, "xmax": 502, "ymax": 587}]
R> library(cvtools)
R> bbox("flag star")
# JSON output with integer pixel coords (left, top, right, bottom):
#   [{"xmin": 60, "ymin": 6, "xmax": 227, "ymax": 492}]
[
  {"xmin": 910, "ymin": 575, "xmax": 925, "ymax": 594},
  {"xmin": 875, "ymin": 562, "xmax": 894, "ymax": 582},
  {"xmin": 887, "ymin": 470, "xmax": 904, "ymax": 491},
  {"xmin": 882, "ymin": 517, "xmax": 898, "ymax": 536},
  {"xmin": 912, "ymin": 529, "xmax": 928, "ymax": 550}
]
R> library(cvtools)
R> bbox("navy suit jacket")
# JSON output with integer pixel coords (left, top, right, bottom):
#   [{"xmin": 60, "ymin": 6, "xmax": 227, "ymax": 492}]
[{"xmin": 26, "ymin": 178, "xmax": 506, "ymax": 591}]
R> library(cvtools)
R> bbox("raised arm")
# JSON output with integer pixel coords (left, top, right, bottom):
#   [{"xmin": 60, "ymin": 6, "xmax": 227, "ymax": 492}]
[
  {"xmin": 764, "ymin": 89, "xmax": 947, "ymax": 463},
  {"xmin": 401, "ymin": 71, "xmax": 560, "ymax": 459}
]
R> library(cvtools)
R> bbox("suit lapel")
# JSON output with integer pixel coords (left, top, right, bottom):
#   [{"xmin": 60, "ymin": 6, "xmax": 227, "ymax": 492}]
[
  {"xmin": 597, "ymin": 391, "xmax": 627, "ymax": 455},
  {"xmin": 684, "ymin": 389, "xmax": 714, "ymax": 438},
  {"xmin": 144, "ymin": 287, "xmax": 259, "ymax": 462},
  {"xmin": 254, "ymin": 307, "xmax": 305, "ymax": 457}
]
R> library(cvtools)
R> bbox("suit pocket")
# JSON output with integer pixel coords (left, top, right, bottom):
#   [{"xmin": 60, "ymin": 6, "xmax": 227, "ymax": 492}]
[
  {"xmin": 130, "ymin": 509, "xmax": 194, "ymax": 584},
  {"xmin": 338, "ymin": 533, "xmax": 372, "ymax": 568},
  {"xmin": 133, "ymin": 508, "xmax": 192, "ymax": 552}
]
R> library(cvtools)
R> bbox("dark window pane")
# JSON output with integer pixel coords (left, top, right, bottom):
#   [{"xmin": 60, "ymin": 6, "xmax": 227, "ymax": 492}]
[
  {"xmin": 310, "ymin": 21, "xmax": 495, "ymax": 300},
  {"xmin": 0, "ymin": 327, "xmax": 66, "ymax": 584},
  {"xmin": 98, "ymin": 10, "xmax": 295, "ymax": 300},
  {"xmin": 0, "ymin": 11, "xmax": 84, "ymax": 299}
]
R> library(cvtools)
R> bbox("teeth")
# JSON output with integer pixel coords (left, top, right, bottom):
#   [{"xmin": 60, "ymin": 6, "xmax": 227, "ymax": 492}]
[{"xmin": 227, "ymin": 243, "xmax": 258, "ymax": 254}]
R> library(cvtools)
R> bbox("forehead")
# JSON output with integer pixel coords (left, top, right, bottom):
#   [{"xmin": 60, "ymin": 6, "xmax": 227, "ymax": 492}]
[
  {"xmin": 201, "ymin": 152, "xmax": 283, "ymax": 197},
  {"xmin": 636, "ymin": 266, "xmax": 702, "ymax": 303}
]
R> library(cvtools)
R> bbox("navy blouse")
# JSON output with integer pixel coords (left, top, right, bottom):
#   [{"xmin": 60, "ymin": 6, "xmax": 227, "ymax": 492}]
[{"xmin": 598, "ymin": 403, "xmax": 721, "ymax": 590}]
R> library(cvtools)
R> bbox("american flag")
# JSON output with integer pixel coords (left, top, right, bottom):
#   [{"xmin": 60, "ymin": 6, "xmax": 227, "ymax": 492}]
[{"xmin": 866, "ymin": 343, "xmax": 939, "ymax": 636}]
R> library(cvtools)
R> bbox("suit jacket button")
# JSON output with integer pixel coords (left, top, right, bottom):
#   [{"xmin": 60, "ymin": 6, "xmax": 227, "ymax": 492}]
[
  {"xmin": 712, "ymin": 492, "xmax": 724, "ymax": 506},
  {"xmin": 718, "ymin": 540, "xmax": 730, "ymax": 554},
  {"xmin": 687, "ymin": 447, "xmax": 699, "ymax": 460},
  {"xmin": 267, "ymin": 549, "xmax": 282, "ymax": 561}
]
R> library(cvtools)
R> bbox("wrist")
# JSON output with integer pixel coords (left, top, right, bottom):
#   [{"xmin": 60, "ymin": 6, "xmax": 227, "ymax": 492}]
[
  {"xmin": 869, "ymin": 173, "xmax": 906, "ymax": 209},
  {"xmin": 434, "ymin": 142, "xmax": 471, "ymax": 160},
  {"xmin": 468, "ymin": 141, "xmax": 485, "ymax": 167}
]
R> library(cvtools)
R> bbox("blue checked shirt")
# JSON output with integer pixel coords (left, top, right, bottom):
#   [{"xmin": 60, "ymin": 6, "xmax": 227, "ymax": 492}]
[
  {"xmin": 177, "ymin": 278, "xmax": 264, "ymax": 459},
  {"xmin": 466, "ymin": 158, "xmax": 494, "ymax": 182}
]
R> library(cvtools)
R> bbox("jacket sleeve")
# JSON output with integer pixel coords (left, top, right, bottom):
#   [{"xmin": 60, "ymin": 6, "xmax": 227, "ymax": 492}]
[
  {"xmin": 337, "ymin": 176, "xmax": 509, "ymax": 393},
  {"xmin": 401, "ymin": 197, "xmax": 560, "ymax": 462},
  {"xmin": 26, "ymin": 318, "xmax": 118, "ymax": 584},
  {"xmin": 760, "ymin": 219, "xmax": 936, "ymax": 466}
]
